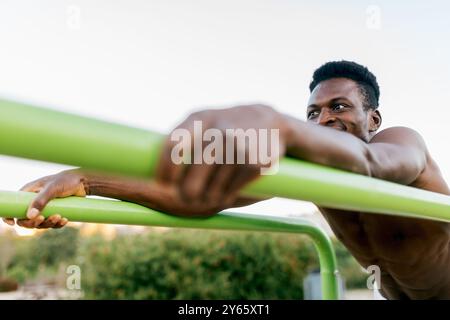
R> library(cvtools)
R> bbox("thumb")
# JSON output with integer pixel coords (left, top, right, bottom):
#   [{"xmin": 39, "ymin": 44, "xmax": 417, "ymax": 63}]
[{"xmin": 26, "ymin": 185, "xmax": 56, "ymax": 219}]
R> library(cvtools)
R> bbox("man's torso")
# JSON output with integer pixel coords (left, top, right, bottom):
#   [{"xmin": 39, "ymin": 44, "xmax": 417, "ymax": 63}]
[{"xmin": 318, "ymin": 157, "xmax": 450, "ymax": 299}]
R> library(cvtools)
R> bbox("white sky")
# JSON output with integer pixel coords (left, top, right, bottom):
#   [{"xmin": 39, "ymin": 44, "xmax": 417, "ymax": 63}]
[{"xmin": 0, "ymin": 0, "xmax": 449, "ymax": 223}]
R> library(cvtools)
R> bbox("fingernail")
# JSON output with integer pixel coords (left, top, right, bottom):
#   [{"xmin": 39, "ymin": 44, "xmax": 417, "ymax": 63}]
[
  {"xmin": 27, "ymin": 208, "xmax": 40, "ymax": 219},
  {"xmin": 34, "ymin": 215, "xmax": 45, "ymax": 227}
]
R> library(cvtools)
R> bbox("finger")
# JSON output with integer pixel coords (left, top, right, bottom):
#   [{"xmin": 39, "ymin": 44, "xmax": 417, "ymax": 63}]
[
  {"xmin": 2, "ymin": 218, "xmax": 15, "ymax": 226},
  {"xmin": 156, "ymin": 137, "xmax": 186, "ymax": 184},
  {"xmin": 178, "ymin": 119, "xmax": 228, "ymax": 201},
  {"xmin": 17, "ymin": 218, "xmax": 37, "ymax": 229},
  {"xmin": 20, "ymin": 176, "xmax": 50, "ymax": 192},
  {"xmin": 21, "ymin": 185, "xmax": 43, "ymax": 193},
  {"xmin": 36, "ymin": 214, "xmax": 61, "ymax": 229},
  {"xmin": 26, "ymin": 184, "xmax": 57, "ymax": 219},
  {"xmin": 203, "ymin": 164, "xmax": 235, "ymax": 204},
  {"xmin": 54, "ymin": 217, "xmax": 68, "ymax": 229},
  {"xmin": 226, "ymin": 165, "xmax": 260, "ymax": 193},
  {"xmin": 180, "ymin": 163, "xmax": 216, "ymax": 202},
  {"xmin": 27, "ymin": 208, "xmax": 40, "ymax": 219},
  {"xmin": 157, "ymin": 113, "xmax": 209, "ymax": 185},
  {"xmin": 222, "ymin": 165, "xmax": 261, "ymax": 205},
  {"xmin": 20, "ymin": 216, "xmax": 46, "ymax": 229},
  {"xmin": 32, "ymin": 215, "xmax": 45, "ymax": 228}
]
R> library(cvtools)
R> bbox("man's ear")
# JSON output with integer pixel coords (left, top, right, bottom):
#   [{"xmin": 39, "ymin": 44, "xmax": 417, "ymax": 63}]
[{"xmin": 369, "ymin": 109, "xmax": 382, "ymax": 132}]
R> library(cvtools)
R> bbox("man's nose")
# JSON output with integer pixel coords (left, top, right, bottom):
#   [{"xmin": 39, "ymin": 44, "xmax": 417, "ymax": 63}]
[{"xmin": 317, "ymin": 110, "xmax": 336, "ymax": 127}]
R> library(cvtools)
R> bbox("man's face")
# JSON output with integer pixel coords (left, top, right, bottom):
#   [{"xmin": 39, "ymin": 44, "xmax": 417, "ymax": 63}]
[{"xmin": 307, "ymin": 77, "xmax": 380, "ymax": 142}]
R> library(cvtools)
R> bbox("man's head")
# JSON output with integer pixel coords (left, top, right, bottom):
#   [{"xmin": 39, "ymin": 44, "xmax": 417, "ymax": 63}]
[{"xmin": 307, "ymin": 60, "xmax": 382, "ymax": 142}]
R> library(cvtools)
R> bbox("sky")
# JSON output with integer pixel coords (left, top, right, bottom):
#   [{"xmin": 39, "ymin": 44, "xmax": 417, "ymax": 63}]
[{"xmin": 0, "ymin": 0, "xmax": 449, "ymax": 230}]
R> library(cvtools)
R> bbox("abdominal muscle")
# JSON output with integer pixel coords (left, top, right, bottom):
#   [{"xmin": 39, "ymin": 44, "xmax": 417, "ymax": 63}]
[{"xmin": 317, "ymin": 166, "xmax": 450, "ymax": 299}]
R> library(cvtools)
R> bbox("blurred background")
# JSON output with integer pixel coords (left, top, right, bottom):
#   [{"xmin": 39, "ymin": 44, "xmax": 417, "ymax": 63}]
[{"xmin": 0, "ymin": 0, "xmax": 449, "ymax": 299}]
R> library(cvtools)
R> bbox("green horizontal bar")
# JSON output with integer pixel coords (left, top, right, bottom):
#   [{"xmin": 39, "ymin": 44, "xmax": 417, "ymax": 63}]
[
  {"xmin": 0, "ymin": 98, "xmax": 449, "ymax": 222},
  {"xmin": 0, "ymin": 190, "xmax": 339, "ymax": 300}
]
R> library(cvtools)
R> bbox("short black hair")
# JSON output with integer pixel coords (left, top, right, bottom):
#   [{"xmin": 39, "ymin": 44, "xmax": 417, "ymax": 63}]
[{"xmin": 309, "ymin": 60, "xmax": 380, "ymax": 110}]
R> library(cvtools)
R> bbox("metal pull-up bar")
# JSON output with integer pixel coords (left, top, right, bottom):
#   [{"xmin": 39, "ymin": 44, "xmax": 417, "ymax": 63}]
[{"xmin": 0, "ymin": 98, "xmax": 449, "ymax": 222}]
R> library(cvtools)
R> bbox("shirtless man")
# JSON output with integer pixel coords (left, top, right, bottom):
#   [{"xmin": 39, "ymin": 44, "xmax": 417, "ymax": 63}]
[{"xmin": 3, "ymin": 60, "xmax": 449, "ymax": 299}]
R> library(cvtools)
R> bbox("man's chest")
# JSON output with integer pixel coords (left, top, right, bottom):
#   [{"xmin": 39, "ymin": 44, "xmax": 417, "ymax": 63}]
[
  {"xmin": 318, "ymin": 207, "xmax": 449, "ymax": 265},
  {"xmin": 319, "ymin": 207, "xmax": 450, "ymax": 298}
]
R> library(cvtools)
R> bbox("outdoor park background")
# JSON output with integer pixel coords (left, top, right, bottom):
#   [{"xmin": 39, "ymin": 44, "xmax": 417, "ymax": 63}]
[{"xmin": 0, "ymin": 0, "xmax": 449, "ymax": 299}]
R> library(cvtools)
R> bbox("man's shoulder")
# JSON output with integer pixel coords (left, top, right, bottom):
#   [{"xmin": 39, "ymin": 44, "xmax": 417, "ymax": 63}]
[
  {"xmin": 373, "ymin": 128, "xmax": 450, "ymax": 194},
  {"xmin": 369, "ymin": 126, "xmax": 427, "ymax": 149}
]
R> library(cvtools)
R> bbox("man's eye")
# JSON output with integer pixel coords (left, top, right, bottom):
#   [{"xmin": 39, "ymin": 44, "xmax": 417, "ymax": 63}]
[
  {"xmin": 308, "ymin": 111, "xmax": 319, "ymax": 118},
  {"xmin": 332, "ymin": 104, "xmax": 346, "ymax": 111}
]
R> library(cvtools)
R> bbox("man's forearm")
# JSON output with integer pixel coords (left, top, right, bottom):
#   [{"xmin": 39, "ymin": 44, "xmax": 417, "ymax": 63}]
[
  {"xmin": 82, "ymin": 171, "xmax": 167, "ymax": 209},
  {"xmin": 81, "ymin": 170, "xmax": 262, "ymax": 214},
  {"xmin": 282, "ymin": 114, "xmax": 372, "ymax": 176}
]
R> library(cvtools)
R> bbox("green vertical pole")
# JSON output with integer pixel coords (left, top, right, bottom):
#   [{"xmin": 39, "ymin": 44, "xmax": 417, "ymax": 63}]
[{"xmin": 0, "ymin": 190, "xmax": 339, "ymax": 299}]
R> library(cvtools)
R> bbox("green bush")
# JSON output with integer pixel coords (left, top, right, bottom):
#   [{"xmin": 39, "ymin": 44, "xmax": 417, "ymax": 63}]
[
  {"xmin": 79, "ymin": 230, "xmax": 319, "ymax": 299},
  {"xmin": 5, "ymin": 265, "xmax": 29, "ymax": 284},
  {"xmin": 1, "ymin": 226, "xmax": 368, "ymax": 298},
  {"xmin": 6, "ymin": 227, "xmax": 79, "ymax": 284}
]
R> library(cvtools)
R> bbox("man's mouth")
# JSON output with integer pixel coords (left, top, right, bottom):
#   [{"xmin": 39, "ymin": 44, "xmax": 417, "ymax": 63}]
[
  {"xmin": 338, "ymin": 122, "xmax": 347, "ymax": 131},
  {"xmin": 319, "ymin": 122, "xmax": 347, "ymax": 132},
  {"xmin": 331, "ymin": 125, "xmax": 346, "ymax": 132}
]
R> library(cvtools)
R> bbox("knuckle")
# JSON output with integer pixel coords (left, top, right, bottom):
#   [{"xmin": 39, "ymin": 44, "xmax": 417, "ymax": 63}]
[
  {"xmin": 245, "ymin": 103, "xmax": 273, "ymax": 111},
  {"xmin": 187, "ymin": 109, "xmax": 216, "ymax": 122},
  {"xmin": 190, "ymin": 109, "xmax": 207, "ymax": 118},
  {"xmin": 186, "ymin": 111, "xmax": 202, "ymax": 121},
  {"xmin": 21, "ymin": 183, "xmax": 37, "ymax": 192},
  {"xmin": 32, "ymin": 198, "xmax": 47, "ymax": 209},
  {"xmin": 255, "ymin": 103, "xmax": 273, "ymax": 110},
  {"xmin": 188, "ymin": 110, "xmax": 199, "ymax": 117}
]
